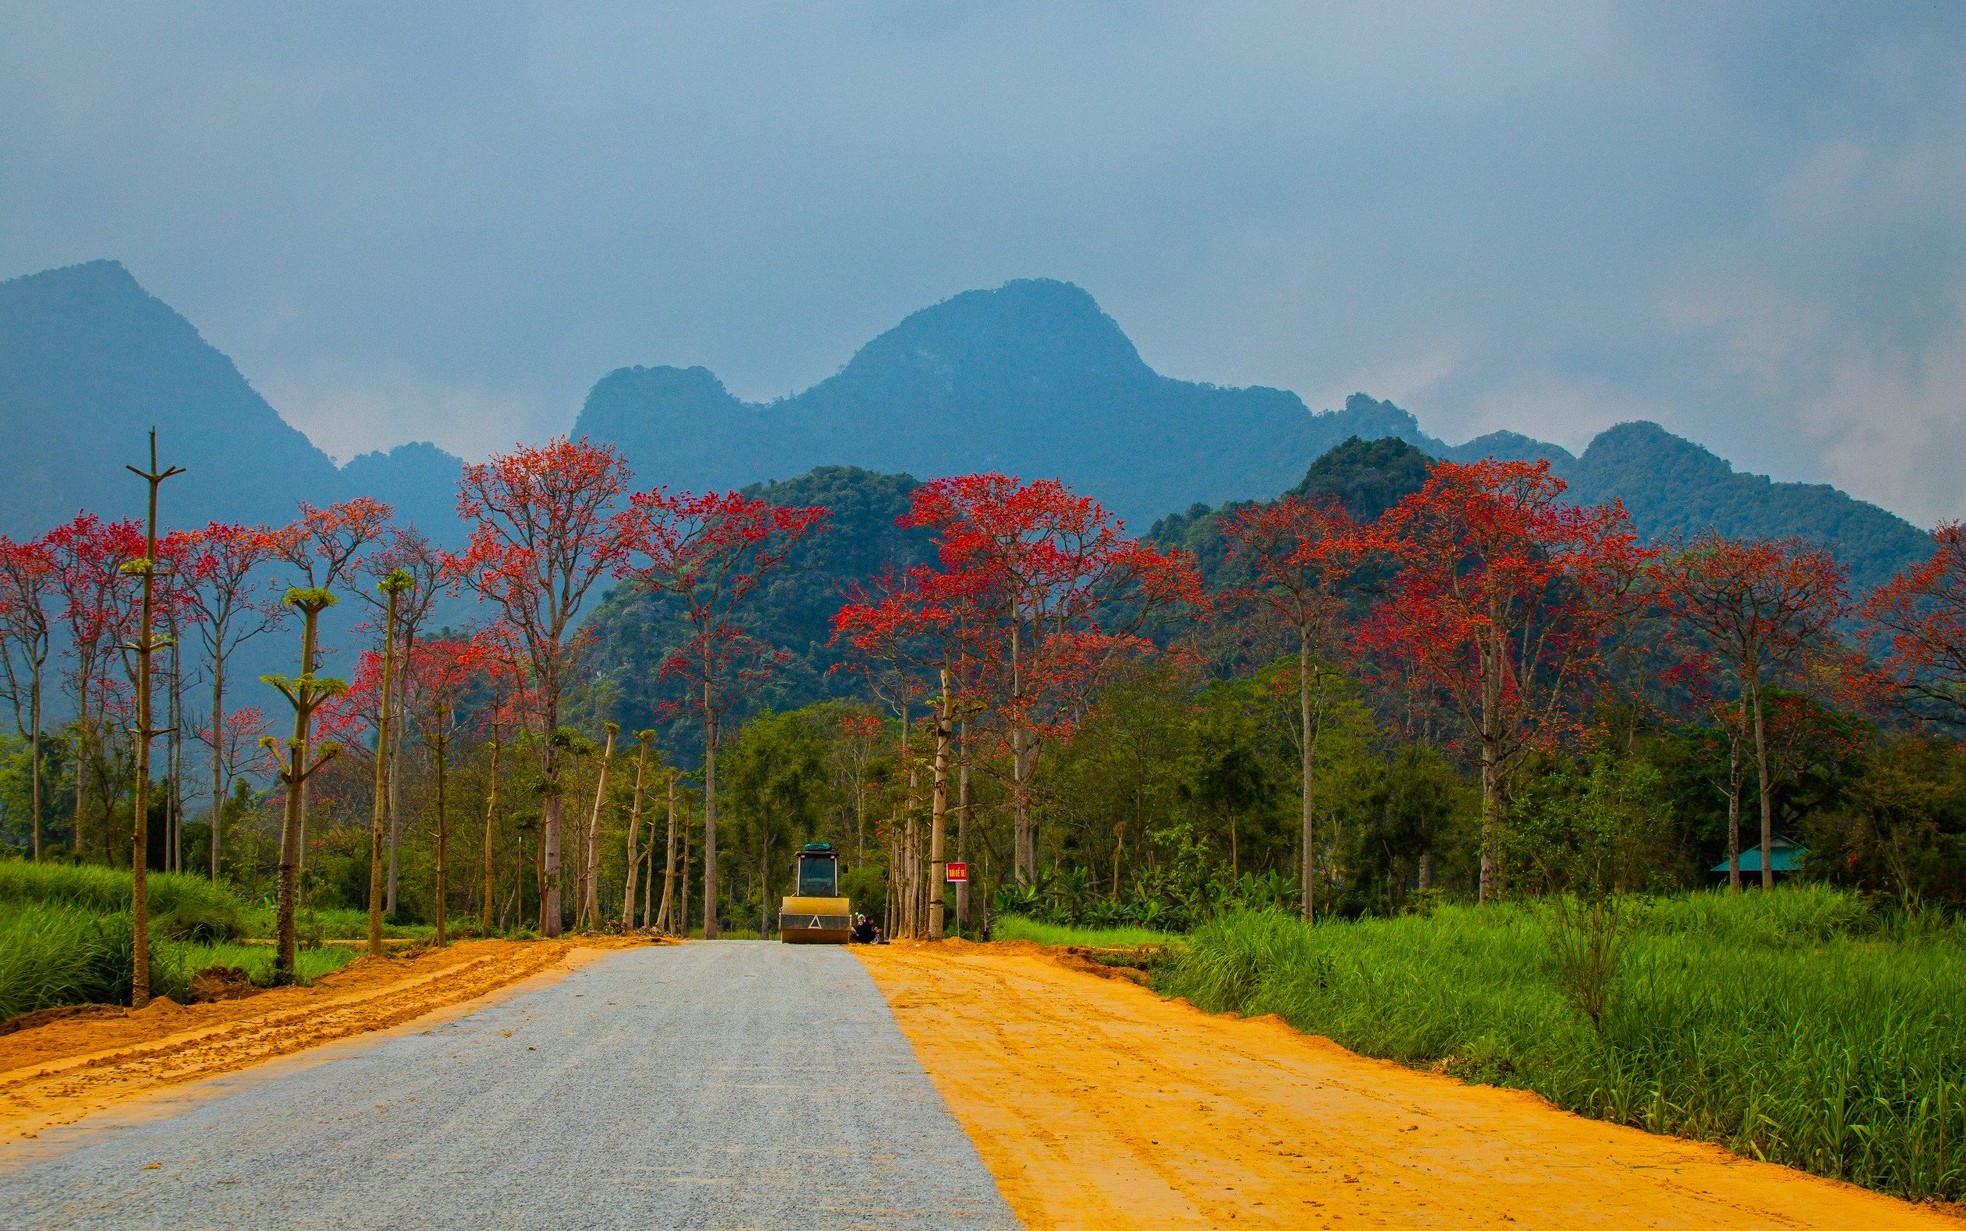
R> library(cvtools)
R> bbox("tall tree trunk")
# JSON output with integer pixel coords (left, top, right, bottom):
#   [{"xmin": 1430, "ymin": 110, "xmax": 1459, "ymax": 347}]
[
  {"xmin": 1727, "ymin": 708, "xmax": 1745, "ymax": 891},
  {"xmin": 482, "ymin": 726, "xmax": 499, "ymax": 935},
  {"xmin": 29, "ymin": 670, "xmax": 42, "ymax": 863},
  {"xmin": 701, "ymin": 672, "xmax": 719, "ymax": 939},
  {"xmin": 1750, "ymin": 676, "xmax": 1773, "ymax": 890},
  {"xmin": 366, "ymin": 583, "xmax": 403, "ymax": 956},
  {"xmin": 434, "ymin": 709, "xmax": 449, "ymax": 946},
  {"xmin": 582, "ymin": 723, "xmax": 618, "ymax": 929},
  {"xmin": 209, "ymin": 653, "xmax": 224, "ymax": 882},
  {"xmin": 1478, "ymin": 619, "xmax": 1503, "ymax": 904},
  {"xmin": 678, "ymin": 819, "xmax": 691, "ymax": 936},
  {"xmin": 1300, "ymin": 626, "xmax": 1315, "ymax": 921},
  {"xmin": 276, "ymin": 602, "xmax": 325, "ymax": 983},
  {"xmin": 385, "ymin": 721, "xmax": 401, "ymax": 916},
  {"xmin": 1010, "ymin": 602, "xmax": 1035, "ymax": 884},
  {"xmin": 622, "ymin": 734, "xmax": 649, "ymax": 930},
  {"xmin": 541, "ymin": 686, "xmax": 564, "ymax": 937},
  {"xmin": 929, "ymin": 669, "xmax": 951, "ymax": 940},
  {"xmin": 956, "ymin": 720, "xmax": 970, "ymax": 930},
  {"xmin": 657, "ymin": 772, "xmax": 679, "ymax": 932}
]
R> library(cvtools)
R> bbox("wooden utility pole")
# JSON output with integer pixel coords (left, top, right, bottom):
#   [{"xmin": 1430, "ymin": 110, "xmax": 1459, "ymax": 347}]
[
  {"xmin": 125, "ymin": 430, "xmax": 183, "ymax": 1008},
  {"xmin": 366, "ymin": 570, "xmax": 412, "ymax": 955}
]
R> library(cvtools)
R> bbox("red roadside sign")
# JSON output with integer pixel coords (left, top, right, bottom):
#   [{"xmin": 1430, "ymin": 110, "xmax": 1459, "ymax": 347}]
[{"xmin": 945, "ymin": 862, "xmax": 969, "ymax": 883}]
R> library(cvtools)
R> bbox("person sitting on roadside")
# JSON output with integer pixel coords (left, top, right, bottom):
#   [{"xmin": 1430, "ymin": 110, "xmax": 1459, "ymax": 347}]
[{"xmin": 850, "ymin": 914, "xmax": 880, "ymax": 944}]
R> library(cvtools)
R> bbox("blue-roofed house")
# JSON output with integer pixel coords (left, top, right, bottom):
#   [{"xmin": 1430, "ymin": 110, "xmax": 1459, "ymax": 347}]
[{"xmin": 1710, "ymin": 834, "xmax": 1808, "ymax": 878}]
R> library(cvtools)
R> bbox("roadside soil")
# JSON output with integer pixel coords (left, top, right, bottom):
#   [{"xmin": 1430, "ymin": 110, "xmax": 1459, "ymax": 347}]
[
  {"xmin": 0, "ymin": 937, "xmax": 638, "ymax": 1145},
  {"xmin": 858, "ymin": 940, "xmax": 1963, "ymax": 1231}
]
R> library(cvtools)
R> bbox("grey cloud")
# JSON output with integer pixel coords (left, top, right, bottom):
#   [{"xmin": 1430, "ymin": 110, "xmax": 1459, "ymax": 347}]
[{"xmin": 1, "ymin": 1, "xmax": 1961, "ymax": 520}]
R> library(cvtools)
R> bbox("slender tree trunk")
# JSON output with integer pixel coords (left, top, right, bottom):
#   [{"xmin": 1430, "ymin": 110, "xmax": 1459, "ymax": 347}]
[
  {"xmin": 483, "ymin": 726, "xmax": 499, "ymax": 935},
  {"xmin": 1478, "ymin": 620, "xmax": 1503, "ymax": 904},
  {"xmin": 1300, "ymin": 625, "xmax": 1315, "ymax": 921},
  {"xmin": 929, "ymin": 669, "xmax": 951, "ymax": 940},
  {"xmin": 366, "ymin": 585, "xmax": 402, "ymax": 955},
  {"xmin": 29, "ymin": 671, "xmax": 42, "ymax": 863},
  {"xmin": 956, "ymin": 719, "xmax": 970, "ymax": 929},
  {"xmin": 1727, "ymin": 709, "xmax": 1744, "ymax": 891},
  {"xmin": 541, "ymin": 688, "xmax": 564, "ymax": 937},
  {"xmin": 209, "ymin": 654, "xmax": 224, "ymax": 882},
  {"xmin": 276, "ymin": 603, "xmax": 325, "ymax": 983},
  {"xmin": 642, "ymin": 829, "xmax": 654, "ymax": 926},
  {"xmin": 434, "ymin": 711, "xmax": 449, "ymax": 946},
  {"xmin": 678, "ymin": 820, "xmax": 691, "ymax": 936},
  {"xmin": 1750, "ymin": 676, "xmax": 1773, "ymax": 890},
  {"xmin": 622, "ymin": 735, "xmax": 650, "ymax": 930},
  {"xmin": 385, "ymin": 721, "xmax": 401, "ymax": 916},
  {"xmin": 701, "ymin": 673, "xmax": 719, "ymax": 939},
  {"xmin": 1009, "ymin": 604, "xmax": 1035, "ymax": 884},
  {"xmin": 581, "ymin": 724, "xmax": 617, "ymax": 930},
  {"xmin": 759, "ymin": 841, "xmax": 770, "ymax": 937},
  {"xmin": 657, "ymin": 772, "xmax": 678, "ymax": 932}
]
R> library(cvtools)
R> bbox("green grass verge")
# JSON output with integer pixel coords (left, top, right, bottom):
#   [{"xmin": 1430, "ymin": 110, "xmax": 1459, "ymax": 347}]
[
  {"xmin": 992, "ymin": 916, "xmax": 1181, "ymax": 948},
  {"xmin": 0, "ymin": 860, "xmax": 368, "ymax": 1018},
  {"xmin": 0, "ymin": 860, "xmax": 247, "ymax": 942},
  {"xmin": 167, "ymin": 941, "xmax": 357, "ymax": 988},
  {"xmin": 239, "ymin": 906, "xmax": 435, "ymax": 942},
  {"xmin": 1155, "ymin": 888, "xmax": 1966, "ymax": 1204}
]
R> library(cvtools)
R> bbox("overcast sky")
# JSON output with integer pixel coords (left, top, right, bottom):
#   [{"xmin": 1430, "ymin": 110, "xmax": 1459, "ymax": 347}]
[{"xmin": 3, "ymin": 3, "xmax": 1963, "ymax": 524}]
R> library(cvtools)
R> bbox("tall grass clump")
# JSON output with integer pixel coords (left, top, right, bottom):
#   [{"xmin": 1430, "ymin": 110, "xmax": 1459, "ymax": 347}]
[
  {"xmin": 1157, "ymin": 889, "xmax": 1966, "ymax": 1203},
  {"xmin": 0, "ymin": 903, "xmax": 195, "ymax": 1017},
  {"xmin": 0, "ymin": 862, "xmax": 247, "ymax": 941}
]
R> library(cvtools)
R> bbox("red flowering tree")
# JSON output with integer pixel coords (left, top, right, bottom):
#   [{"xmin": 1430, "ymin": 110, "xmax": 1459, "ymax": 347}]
[
  {"xmin": 170, "ymin": 522, "xmax": 285, "ymax": 880},
  {"xmin": 833, "ymin": 563, "xmax": 990, "ymax": 938},
  {"xmin": 895, "ymin": 474, "xmax": 1199, "ymax": 885},
  {"xmin": 0, "ymin": 535, "xmax": 56, "ymax": 860},
  {"xmin": 618, "ymin": 489, "xmax": 828, "ymax": 938},
  {"xmin": 1866, "ymin": 522, "xmax": 1966, "ymax": 727},
  {"xmin": 45, "ymin": 513, "xmax": 145, "ymax": 858},
  {"xmin": 1663, "ymin": 532, "xmax": 1847, "ymax": 889},
  {"xmin": 1367, "ymin": 460, "xmax": 1651, "ymax": 902},
  {"xmin": 454, "ymin": 437, "xmax": 635, "ymax": 937},
  {"xmin": 362, "ymin": 528, "xmax": 449, "ymax": 917},
  {"xmin": 1223, "ymin": 496, "xmax": 1367, "ymax": 920},
  {"xmin": 405, "ymin": 633, "xmax": 492, "ymax": 946}
]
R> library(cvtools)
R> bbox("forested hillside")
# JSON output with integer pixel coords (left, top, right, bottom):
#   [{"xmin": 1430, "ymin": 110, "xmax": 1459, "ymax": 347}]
[{"xmin": 576, "ymin": 466, "xmax": 936, "ymax": 747}]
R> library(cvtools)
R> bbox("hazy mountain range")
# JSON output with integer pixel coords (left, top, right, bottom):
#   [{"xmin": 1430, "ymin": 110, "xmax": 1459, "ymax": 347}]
[{"xmin": 0, "ymin": 260, "xmax": 1934, "ymax": 591}]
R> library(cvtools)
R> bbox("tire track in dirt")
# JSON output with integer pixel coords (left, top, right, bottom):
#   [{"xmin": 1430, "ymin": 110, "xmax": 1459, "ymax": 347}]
[
  {"xmin": 859, "ymin": 941, "xmax": 1964, "ymax": 1231},
  {"xmin": 0, "ymin": 938, "xmax": 630, "ymax": 1145}
]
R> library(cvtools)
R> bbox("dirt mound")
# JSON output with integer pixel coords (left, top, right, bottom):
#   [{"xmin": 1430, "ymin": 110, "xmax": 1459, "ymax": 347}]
[{"xmin": 189, "ymin": 966, "xmax": 257, "ymax": 1004}]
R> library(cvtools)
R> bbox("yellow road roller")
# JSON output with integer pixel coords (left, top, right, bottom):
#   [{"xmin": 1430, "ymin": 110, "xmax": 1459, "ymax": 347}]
[{"xmin": 779, "ymin": 842, "xmax": 852, "ymax": 943}]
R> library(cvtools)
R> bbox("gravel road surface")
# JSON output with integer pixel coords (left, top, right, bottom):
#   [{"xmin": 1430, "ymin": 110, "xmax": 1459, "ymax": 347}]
[{"xmin": 0, "ymin": 942, "xmax": 1019, "ymax": 1230}]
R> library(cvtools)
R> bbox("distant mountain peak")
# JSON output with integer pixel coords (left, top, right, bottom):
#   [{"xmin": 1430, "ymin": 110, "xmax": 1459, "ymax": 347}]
[{"xmin": 829, "ymin": 278, "xmax": 1151, "ymax": 394}]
